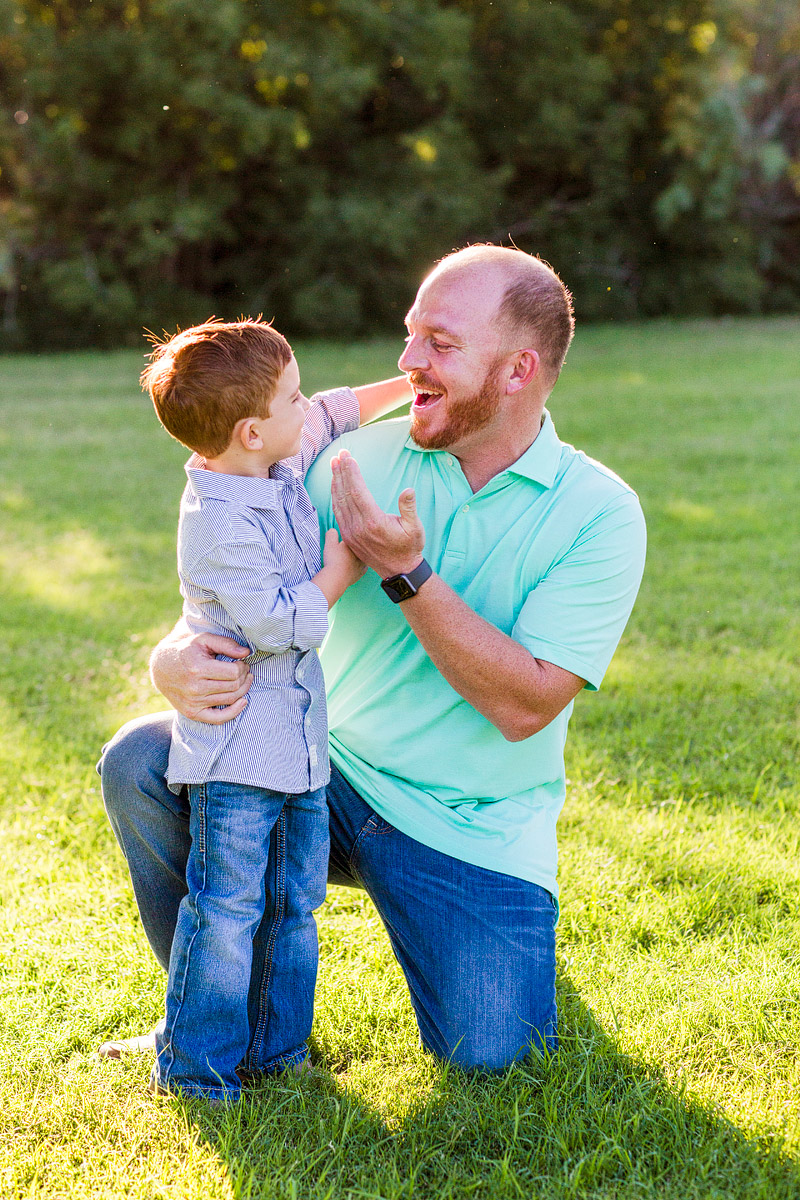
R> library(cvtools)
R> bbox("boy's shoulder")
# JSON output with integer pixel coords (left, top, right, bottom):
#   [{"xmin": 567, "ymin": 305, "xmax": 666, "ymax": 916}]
[{"xmin": 180, "ymin": 460, "xmax": 285, "ymax": 526}]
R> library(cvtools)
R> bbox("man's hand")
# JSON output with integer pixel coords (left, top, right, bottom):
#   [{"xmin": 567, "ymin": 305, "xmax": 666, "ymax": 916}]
[
  {"xmin": 149, "ymin": 627, "xmax": 253, "ymax": 723},
  {"xmin": 331, "ymin": 449, "xmax": 425, "ymax": 578}
]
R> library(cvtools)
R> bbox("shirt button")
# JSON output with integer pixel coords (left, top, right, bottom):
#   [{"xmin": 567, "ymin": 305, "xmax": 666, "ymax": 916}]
[
  {"xmin": 446, "ymin": 456, "xmax": 454, "ymax": 467},
  {"xmin": 462, "ymin": 504, "xmax": 470, "ymax": 513}
]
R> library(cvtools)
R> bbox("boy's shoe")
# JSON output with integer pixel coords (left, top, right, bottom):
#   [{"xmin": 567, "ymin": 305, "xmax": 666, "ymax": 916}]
[{"xmin": 97, "ymin": 1029, "xmax": 158, "ymax": 1059}]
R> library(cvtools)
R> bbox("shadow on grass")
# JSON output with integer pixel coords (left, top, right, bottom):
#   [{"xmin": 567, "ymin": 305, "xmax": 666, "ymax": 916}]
[{"xmin": 183, "ymin": 981, "xmax": 799, "ymax": 1200}]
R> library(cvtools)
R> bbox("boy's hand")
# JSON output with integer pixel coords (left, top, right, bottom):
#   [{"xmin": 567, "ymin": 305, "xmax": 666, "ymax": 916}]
[
  {"xmin": 323, "ymin": 527, "xmax": 367, "ymax": 589},
  {"xmin": 313, "ymin": 528, "xmax": 365, "ymax": 608}
]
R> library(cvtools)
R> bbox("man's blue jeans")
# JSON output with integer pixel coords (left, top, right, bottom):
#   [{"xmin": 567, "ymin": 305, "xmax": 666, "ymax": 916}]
[
  {"xmin": 153, "ymin": 780, "xmax": 328, "ymax": 1102},
  {"xmin": 100, "ymin": 712, "xmax": 558, "ymax": 1073}
]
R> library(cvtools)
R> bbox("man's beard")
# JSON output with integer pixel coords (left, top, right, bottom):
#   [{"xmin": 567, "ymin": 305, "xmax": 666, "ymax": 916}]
[{"xmin": 409, "ymin": 359, "xmax": 504, "ymax": 451}]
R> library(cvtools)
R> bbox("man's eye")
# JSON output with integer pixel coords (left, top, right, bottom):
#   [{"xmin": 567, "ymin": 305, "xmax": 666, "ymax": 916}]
[{"xmin": 431, "ymin": 341, "xmax": 451, "ymax": 352}]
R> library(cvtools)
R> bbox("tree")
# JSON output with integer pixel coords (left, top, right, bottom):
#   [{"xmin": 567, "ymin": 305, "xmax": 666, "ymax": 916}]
[{"xmin": 1, "ymin": 0, "xmax": 798, "ymax": 347}]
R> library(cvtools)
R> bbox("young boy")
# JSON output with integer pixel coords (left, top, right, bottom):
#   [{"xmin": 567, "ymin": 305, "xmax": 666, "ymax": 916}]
[{"xmin": 142, "ymin": 317, "xmax": 408, "ymax": 1102}]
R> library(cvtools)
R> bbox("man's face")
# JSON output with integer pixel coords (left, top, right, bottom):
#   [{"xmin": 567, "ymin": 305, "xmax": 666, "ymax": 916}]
[{"xmin": 398, "ymin": 270, "xmax": 510, "ymax": 453}]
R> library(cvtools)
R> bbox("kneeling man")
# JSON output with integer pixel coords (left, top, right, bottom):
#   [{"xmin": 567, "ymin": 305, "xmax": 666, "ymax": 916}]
[{"xmin": 101, "ymin": 245, "xmax": 646, "ymax": 1070}]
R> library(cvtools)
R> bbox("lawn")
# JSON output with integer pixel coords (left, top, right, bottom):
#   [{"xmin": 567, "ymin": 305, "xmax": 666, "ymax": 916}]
[{"xmin": 0, "ymin": 318, "xmax": 798, "ymax": 1199}]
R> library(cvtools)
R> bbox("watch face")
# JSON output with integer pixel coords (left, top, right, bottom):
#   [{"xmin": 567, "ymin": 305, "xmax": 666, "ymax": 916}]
[
  {"xmin": 381, "ymin": 560, "xmax": 430, "ymax": 603},
  {"xmin": 393, "ymin": 577, "xmax": 415, "ymax": 601},
  {"xmin": 381, "ymin": 574, "xmax": 415, "ymax": 602}
]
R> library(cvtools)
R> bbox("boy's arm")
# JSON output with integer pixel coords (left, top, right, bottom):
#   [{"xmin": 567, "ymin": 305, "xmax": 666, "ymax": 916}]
[
  {"xmin": 189, "ymin": 540, "xmax": 326, "ymax": 656},
  {"xmin": 294, "ymin": 376, "xmax": 410, "ymax": 478},
  {"xmin": 351, "ymin": 376, "xmax": 411, "ymax": 424},
  {"xmin": 184, "ymin": 530, "xmax": 361, "ymax": 659}
]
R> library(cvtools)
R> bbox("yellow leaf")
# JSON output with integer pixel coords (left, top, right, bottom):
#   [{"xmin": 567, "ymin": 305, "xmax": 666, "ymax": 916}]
[{"xmin": 413, "ymin": 139, "xmax": 437, "ymax": 164}]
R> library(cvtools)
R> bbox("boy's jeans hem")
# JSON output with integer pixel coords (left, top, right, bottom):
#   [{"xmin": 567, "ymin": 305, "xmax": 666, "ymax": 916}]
[{"xmin": 149, "ymin": 1065, "xmax": 241, "ymax": 1103}]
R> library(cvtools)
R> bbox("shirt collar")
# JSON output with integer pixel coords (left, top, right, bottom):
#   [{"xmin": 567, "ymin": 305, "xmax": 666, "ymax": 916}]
[
  {"xmin": 185, "ymin": 453, "xmax": 285, "ymax": 509},
  {"xmin": 403, "ymin": 409, "xmax": 562, "ymax": 489}
]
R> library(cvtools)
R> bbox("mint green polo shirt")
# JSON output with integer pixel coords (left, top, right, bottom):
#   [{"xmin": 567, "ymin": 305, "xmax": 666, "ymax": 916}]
[{"xmin": 304, "ymin": 411, "xmax": 646, "ymax": 897}]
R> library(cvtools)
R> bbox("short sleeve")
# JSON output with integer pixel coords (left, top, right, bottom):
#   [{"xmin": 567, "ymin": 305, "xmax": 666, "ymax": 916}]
[{"xmin": 512, "ymin": 491, "xmax": 647, "ymax": 690}]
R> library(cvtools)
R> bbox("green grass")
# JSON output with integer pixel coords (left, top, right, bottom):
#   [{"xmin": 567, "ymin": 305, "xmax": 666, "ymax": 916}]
[{"xmin": 1, "ymin": 318, "xmax": 798, "ymax": 1198}]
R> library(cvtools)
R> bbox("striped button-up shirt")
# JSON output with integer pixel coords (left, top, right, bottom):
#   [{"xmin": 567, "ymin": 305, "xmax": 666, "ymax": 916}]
[{"xmin": 167, "ymin": 386, "xmax": 360, "ymax": 794}]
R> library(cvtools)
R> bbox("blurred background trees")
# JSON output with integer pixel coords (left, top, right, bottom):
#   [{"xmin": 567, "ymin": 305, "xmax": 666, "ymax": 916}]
[{"xmin": 1, "ymin": 0, "xmax": 798, "ymax": 348}]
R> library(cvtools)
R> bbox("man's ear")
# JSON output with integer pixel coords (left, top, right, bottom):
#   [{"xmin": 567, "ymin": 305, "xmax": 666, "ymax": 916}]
[
  {"xmin": 506, "ymin": 349, "xmax": 540, "ymax": 394},
  {"xmin": 237, "ymin": 418, "xmax": 264, "ymax": 450}
]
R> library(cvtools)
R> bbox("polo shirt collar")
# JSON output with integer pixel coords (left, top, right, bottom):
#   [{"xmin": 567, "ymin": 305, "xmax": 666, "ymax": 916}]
[
  {"xmin": 505, "ymin": 410, "xmax": 561, "ymax": 486},
  {"xmin": 404, "ymin": 409, "xmax": 562, "ymax": 489},
  {"xmin": 185, "ymin": 453, "xmax": 289, "ymax": 509}
]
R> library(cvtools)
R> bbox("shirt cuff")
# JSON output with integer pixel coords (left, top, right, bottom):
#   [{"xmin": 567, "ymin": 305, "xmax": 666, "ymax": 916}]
[
  {"xmin": 291, "ymin": 580, "xmax": 330, "ymax": 649},
  {"xmin": 517, "ymin": 636, "xmax": 603, "ymax": 691}
]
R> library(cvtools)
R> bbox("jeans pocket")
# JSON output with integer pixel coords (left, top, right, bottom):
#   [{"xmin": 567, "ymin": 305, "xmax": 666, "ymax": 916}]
[{"xmin": 362, "ymin": 813, "xmax": 395, "ymax": 837}]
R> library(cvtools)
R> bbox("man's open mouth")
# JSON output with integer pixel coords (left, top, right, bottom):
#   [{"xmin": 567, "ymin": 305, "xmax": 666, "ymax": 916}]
[{"xmin": 412, "ymin": 389, "xmax": 443, "ymax": 409}]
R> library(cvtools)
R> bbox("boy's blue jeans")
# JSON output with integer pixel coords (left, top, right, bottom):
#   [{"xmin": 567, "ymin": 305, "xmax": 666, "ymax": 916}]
[
  {"xmin": 152, "ymin": 779, "xmax": 328, "ymax": 1101},
  {"xmin": 100, "ymin": 713, "xmax": 557, "ymax": 1076}
]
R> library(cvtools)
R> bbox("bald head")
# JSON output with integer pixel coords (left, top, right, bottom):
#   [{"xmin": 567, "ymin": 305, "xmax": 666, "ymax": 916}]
[{"xmin": 426, "ymin": 245, "xmax": 575, "ymax": 389}]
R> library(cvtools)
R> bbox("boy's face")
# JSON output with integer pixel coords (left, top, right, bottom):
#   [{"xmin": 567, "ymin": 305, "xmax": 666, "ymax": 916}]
[{"xmin": 256, "ymin": 355, "xmax": 310, "ymax": 462}]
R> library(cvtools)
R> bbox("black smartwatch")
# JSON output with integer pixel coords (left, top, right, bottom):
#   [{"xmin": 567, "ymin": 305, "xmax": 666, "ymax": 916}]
[{"xmin": 380, "ymin": 558, "xmax": 433, "ymax": 603}]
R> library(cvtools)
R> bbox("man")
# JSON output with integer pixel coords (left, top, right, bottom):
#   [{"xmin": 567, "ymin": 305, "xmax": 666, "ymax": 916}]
[{"xmin": 100, "ymin": 245, "xmax": 646, "ymax": 1070}]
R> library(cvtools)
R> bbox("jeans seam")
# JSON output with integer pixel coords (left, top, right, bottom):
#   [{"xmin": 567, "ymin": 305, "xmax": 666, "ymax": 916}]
[
  {"xmin": 159, "ymin": 782, "xmax": 208, "ymax": 1087},
  {"xmin": 248, "ymin": 805, "xmax": 287, "ymax": 1063}
]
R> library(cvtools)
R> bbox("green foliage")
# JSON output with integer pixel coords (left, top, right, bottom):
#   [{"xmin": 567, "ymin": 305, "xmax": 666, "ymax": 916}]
[{"xmin": 0, "ymin": 0, "xmax": 798, "ymax": 347}]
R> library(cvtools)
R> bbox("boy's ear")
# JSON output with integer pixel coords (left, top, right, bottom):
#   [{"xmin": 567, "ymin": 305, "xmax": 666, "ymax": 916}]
[{"xmin": 237, "ymin": 418, "xmax": 264, "ymax": 450}]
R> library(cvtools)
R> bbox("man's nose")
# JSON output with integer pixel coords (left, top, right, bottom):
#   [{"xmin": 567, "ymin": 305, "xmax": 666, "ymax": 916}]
[{"xmin": 398, "ymin": 335, "xmax": 429, "ymax": 373}]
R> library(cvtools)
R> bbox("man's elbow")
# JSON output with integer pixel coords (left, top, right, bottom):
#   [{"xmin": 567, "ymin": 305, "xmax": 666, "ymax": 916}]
[{"xmin": 497, "ymin": 709, "xmax": 554, "ymax": 743}]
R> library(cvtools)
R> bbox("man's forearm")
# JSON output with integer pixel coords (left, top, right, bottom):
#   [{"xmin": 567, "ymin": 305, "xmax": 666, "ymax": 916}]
[
  {"xmin": 328, "ymin": 449, "xmax": 584, "ymax": 736},
  {"xmin": 396, "ymin": 573, "xmax": 584, "ymax": 741}
]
